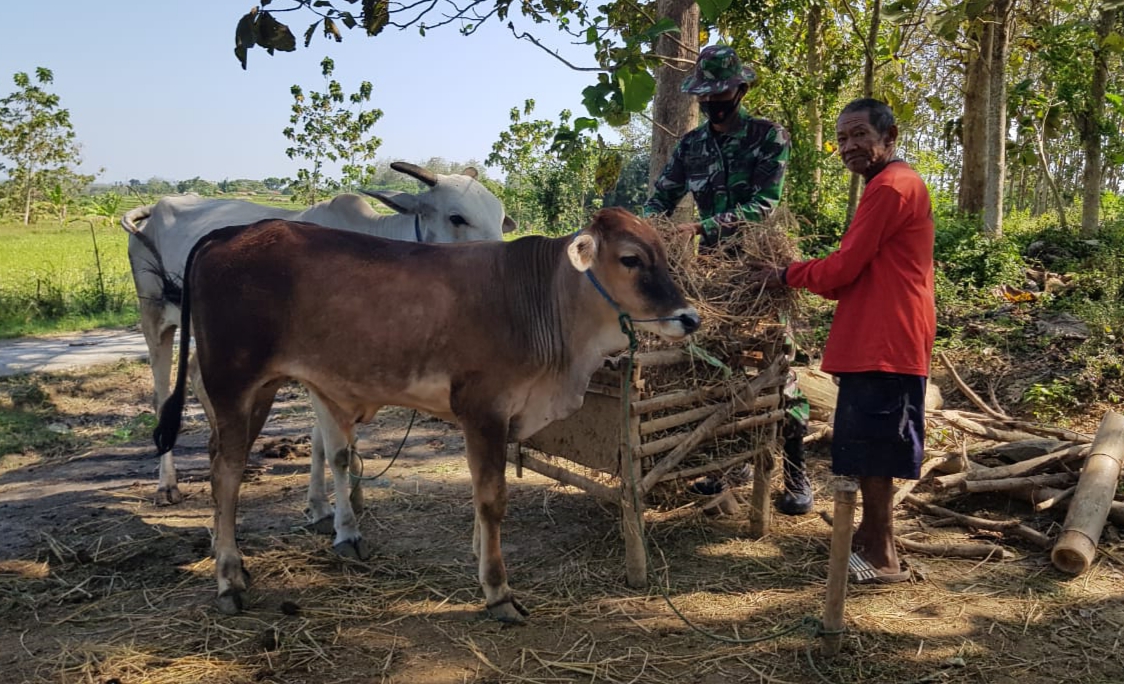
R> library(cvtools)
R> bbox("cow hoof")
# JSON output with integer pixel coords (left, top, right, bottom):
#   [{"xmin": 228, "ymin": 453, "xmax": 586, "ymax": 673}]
[
  {"xmin": 333, "ymin": 538, "xmax": 370, "ymax": 561},
  {"xmin": 155, "ymin": 486, "xmax": 184, "ymax": 506},
  {"xmin": 215, "ymin": 589, "xmax": 244, "ymax": 615},
  {"xmin": 486, "ymin": 596, "xmax": 530, "ymax": 624},
  {"xmin": 303, "ymin": 516, "xmax": 336, "ymax": 536}
]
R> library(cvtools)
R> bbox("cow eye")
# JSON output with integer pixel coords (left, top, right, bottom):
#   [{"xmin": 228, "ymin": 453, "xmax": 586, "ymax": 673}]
[
  {"xmin": 619, "ymin": 255, "xmax": 642, "ymax": 269},
  {"xmin": 450, "ymin": 214, "xmax": 468, "ymax": 227}
]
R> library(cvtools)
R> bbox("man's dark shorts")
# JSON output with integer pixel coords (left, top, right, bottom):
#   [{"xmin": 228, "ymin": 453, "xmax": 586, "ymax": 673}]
[{"xmin": 831, "ymin": 372, "xmax": 926, "ymax": 480}]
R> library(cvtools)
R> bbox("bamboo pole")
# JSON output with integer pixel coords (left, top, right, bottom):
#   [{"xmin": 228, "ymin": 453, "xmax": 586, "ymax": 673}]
[
  {"xmin": 1052, "ymin": 411, "xmax": 1124, "ymax": 575},
  {"xmin": 631, "ymin": 374, "xmax": 784, "ymax": 415},
  {"xmin": 823, "ymin": 477, "xmax": 858, "ymax": 658}
]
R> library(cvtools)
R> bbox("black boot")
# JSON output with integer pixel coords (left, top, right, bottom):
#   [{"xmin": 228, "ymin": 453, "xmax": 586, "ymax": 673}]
[{"xmin": 776, "ymin": 419, "xmax": 813, "ymax": 515}]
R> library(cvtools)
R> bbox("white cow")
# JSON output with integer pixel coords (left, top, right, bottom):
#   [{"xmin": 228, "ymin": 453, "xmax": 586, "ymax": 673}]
[{"xmin": 122, "ymin": 162, "xmax": 515, "ymax": 516}]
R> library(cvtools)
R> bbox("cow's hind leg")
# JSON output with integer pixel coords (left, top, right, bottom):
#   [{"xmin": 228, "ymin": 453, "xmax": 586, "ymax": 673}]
[
  {"xmin": 210, "ymin": 384, "xmax": 279, "ymax": 614},
  {"xmin": 310, "ymin": 400, "xmax": 368, "ymax": 560},
  {"xmin": 464, "ymin": 416, "xmax": 528, "ymax": 624},
  {"xmin": 143, "ymin": 305, "xmax": 182, "ymax": 506},
  {"xmin": 303, "ymin": 423, "xmax": 336, "ymax": 535}
]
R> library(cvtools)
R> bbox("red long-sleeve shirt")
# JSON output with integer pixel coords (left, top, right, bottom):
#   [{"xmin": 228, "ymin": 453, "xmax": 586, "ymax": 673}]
[{"xmin": 785, "ymin": 162, "xmax": 936, "ymax": 377}]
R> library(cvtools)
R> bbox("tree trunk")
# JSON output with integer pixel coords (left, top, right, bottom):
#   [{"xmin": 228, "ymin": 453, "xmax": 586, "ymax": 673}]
[
  {"xmin": 982, "ymin": 0, "xmax": 1013, "ymax": 237},
  {"xmin": 845, "ymin": 0, "xmax": 882, "ymax": 223},
  {"xmin": 22, "ymin": 164, "xmax": 35, "ymax": 226},
  {"xmin": 807, "ymin": 2, "xmax": 824, "ymax": 202},
  {"xmin": 1080, "ymin": 8, "xmax": 1116, "ymax": 236},
  {"xmin": 649, "ymin": 0, "xmax": 699, "ymax": 224},
  {"xmin": 959, "ymin": 20, "xmax": 992, "ymax": 214},
  {"xmin": 1034, "ymin": 118, "xmax": 1068, "ymax": 229}
]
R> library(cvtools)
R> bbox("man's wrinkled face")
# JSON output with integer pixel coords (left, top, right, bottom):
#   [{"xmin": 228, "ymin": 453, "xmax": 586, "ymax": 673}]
[{"xmin": 835, "ymin": 111, "xmax": 896, "ymax": 175}]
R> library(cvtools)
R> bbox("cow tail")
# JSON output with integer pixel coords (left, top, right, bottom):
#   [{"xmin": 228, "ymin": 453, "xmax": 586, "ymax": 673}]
[{"xmin": 152, "ymin": 233, "xmax": 205, "ymax": 454}]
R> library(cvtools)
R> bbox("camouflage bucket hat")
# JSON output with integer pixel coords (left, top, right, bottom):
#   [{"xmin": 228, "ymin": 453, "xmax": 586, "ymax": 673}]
[{"xmin": 681, "ymin": 45, "xmax": 756, "ymax": 95}]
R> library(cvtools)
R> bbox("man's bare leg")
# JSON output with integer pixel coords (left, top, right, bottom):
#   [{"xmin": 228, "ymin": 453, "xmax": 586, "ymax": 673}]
[{"xmin": 851, "ymin": 475, "xmax": 900, "ymax": 574}]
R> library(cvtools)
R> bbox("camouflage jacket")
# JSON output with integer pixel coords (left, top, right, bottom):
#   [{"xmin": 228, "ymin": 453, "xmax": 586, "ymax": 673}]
[{"xmin": 643, "ymin": 112, "xmax": 791, "ymax": 247}]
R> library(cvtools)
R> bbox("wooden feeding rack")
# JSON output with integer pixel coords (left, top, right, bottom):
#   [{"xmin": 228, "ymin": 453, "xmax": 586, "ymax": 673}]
[{"xmin": 510, "ymin": 329, "xmax": 789, "ymax": 587}]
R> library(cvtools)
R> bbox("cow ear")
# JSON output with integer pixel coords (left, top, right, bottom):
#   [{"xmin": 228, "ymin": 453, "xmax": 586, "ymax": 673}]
[
  {"xmin": 361, "ymin": 189, "xmax": 419, "ymax": 215},
  {"xmin": 567, "ymin": 233, "xmax": 597, "ymax": 272},
  {"xmin": 502, "ymin": 215, "xmax": 517, "ymax": 234}
]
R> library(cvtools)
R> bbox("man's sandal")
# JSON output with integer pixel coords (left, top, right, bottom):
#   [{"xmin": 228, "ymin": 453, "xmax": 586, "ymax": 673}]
[{"xmin": 848, "ymin": 551, "xmax": 912, "ymax": 584}]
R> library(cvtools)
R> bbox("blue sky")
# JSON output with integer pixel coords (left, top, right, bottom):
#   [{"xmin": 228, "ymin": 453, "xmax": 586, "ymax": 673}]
[{"xmin": 1, "ymin": 1, "xmax": 601, "ymax": 183}]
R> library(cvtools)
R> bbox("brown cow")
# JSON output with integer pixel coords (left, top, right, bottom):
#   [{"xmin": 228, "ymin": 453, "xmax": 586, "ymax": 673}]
[{"xmin": 153, "ymin": 207, "xmax": 699, "ymax": 622}]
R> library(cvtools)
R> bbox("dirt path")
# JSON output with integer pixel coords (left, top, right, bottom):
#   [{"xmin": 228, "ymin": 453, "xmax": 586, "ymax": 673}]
[
  {"xmin": 0, "ymin": 328, "xmax": 148, "ymax": 377},
  {"xmin": 3, "ymin": 361, "xmax": 1124, "ymax": 683}
]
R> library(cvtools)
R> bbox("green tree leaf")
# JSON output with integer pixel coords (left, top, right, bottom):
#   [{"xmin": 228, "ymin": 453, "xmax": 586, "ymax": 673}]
[{"xmin": 617, "ymin": 68, "xmax": 655, "ymax": 113}]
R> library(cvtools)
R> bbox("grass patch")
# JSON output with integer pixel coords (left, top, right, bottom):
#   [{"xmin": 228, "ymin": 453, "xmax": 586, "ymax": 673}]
[{"xmin": 0, "ymin": 219, "xmax": 137, "ymax": 338}]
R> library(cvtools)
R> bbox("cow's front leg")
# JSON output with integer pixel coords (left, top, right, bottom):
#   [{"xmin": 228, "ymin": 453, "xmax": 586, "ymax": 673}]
[
  {"xmin": 464, "ymin": 416, "xmax": 528, "ymax": 624},
  {"xmin": 146, "ymin": 315, "xmax": 182, "ymax": 506},
  {"xmin": 311, "ymin": 402, "xmax": 369, "ymax": 560}
]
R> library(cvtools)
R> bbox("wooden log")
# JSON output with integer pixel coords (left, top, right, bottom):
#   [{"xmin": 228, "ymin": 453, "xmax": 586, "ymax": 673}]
[
  {"xmin": 890, "ymin": 453, "xmax": 962, "ymax": 508},
  {"xmin": 1052, "ymin": 411, "xmax": 1124, "ymax": 575},
  {"xmin": 1033, "ymin": 485, "xmax": 1076, "ymax": 512},
  {"xmin": 1013, "ymin": 487, "xmax": 1124, "ymax": 527},
  {"xmin": 948, "ymin": 410, "xmax": 1093, "ymax": 444},
  {"xmin": 961, "ymin": 472, "xmax": 1077, "ymax": 494},
  {"xmin": 823, "ymin": 478, "xmax": 858, "ymax": 658},
  {"xmin": 639, "ymin": 394, "xmax": 778, "ymax": 436},
  {"xmin": 897, "ymin": 537, "xmax": 1015, "ymax": 560},
  {"xmin": 903, "ymin": 494, "xmax": 1052, "ymax": 548},
  {"xmin": 942, "ymin": 410, "xmax": 1038, "ymax": 443},
  {"xmin": 934, "ymin": 443, "xmax": 1087, "ymax": 490}
]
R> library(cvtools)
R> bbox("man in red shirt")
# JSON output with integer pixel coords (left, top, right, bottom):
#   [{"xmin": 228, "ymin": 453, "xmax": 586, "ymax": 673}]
[{"xmin": 749, "ymin": 98, "xmax": 935, "ymax": 583}]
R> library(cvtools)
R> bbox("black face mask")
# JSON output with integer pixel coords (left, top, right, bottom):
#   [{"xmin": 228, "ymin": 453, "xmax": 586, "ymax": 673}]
[{"xmin": 700, "ymin": 96, "xmax": 742, "ymax": 125}]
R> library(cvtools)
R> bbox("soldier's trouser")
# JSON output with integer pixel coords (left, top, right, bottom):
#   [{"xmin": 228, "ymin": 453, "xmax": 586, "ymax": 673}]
[{"xmin": 782, "ymin": 379, "xmax": 811, "ymax": 492}]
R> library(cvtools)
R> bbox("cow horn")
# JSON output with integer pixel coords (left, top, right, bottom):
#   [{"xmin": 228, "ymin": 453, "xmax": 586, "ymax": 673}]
[{"xmin": 390, "ymin": 162, "xmax": 438, "ymax": 187}]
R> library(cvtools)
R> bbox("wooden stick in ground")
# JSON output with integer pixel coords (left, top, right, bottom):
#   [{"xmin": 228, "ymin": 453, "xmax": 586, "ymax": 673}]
[
  {"xmin": 823, "ymin": 477, "xmax": 858, "ymax": 658},
  {"xmin": 961, "ymin": 471, "xmax": 1077, "ymax": 494},
  {"xmin": 933, "ymin": 443, "xmax": 1087, "ymax": 490},
  {"xmin": 903, "ymin": 494, "xmax": 1052, "ymax": 548},
  {"xmin": 897, "ymin": 537, "xmax": 1015, "ymax": 560},
  {"xmin": 937, "ymin": 351, "xmax": 1011, "ymax": 420},
  {"xmin": 1052, "ymin": 411, "xmax": 1124, "ymax": 575}
]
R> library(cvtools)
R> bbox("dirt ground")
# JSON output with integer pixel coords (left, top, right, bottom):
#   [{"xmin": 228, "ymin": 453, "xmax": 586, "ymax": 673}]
[{"xmin": 3, "ymin": 361, "xmax": 1124, "ymax": 684}]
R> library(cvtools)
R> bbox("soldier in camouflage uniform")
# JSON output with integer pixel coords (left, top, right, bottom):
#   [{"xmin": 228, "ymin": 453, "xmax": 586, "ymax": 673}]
[{"xmin": 643, "ymin": 45, "xmax": 814, "ymax": 515}]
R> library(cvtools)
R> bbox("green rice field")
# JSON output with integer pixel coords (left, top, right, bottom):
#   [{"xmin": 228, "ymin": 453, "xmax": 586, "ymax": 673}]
[{"xmin": 0, "ymin": 217, "xmax": 137, "ymax": 338}]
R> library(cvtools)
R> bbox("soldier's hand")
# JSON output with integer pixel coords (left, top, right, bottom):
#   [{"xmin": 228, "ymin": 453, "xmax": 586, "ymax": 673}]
[{"xmin": 676, "ymin": 222, "xmax": 703, "ymax": 238}]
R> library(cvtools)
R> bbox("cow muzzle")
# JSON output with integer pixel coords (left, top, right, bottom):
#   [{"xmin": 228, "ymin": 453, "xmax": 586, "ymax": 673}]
[{"xmin": 640, "ymin": 306, "xmax": 700, "ymax": 341}]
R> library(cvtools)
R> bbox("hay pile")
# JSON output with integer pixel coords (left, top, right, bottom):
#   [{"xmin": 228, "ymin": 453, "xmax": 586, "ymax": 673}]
[
  {"xmin": 642, "ymin": 211, "xmax": 802, "ymax": 389},
  {"xmin": 632, "ymin": 211, "xmax": 804, "ymax": 500}
]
